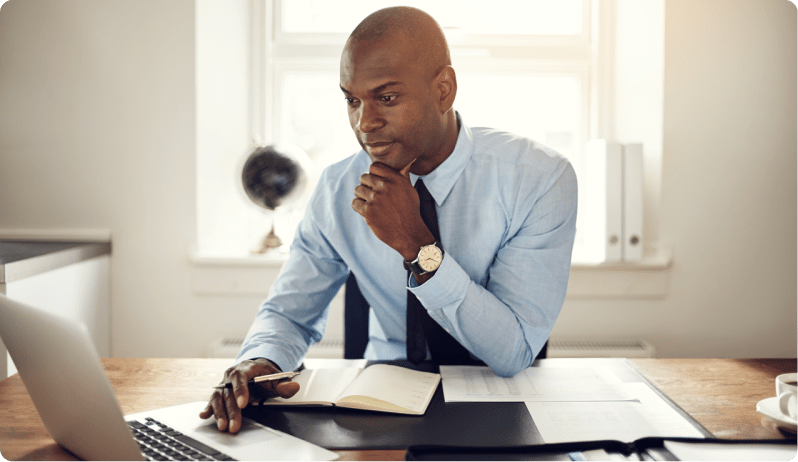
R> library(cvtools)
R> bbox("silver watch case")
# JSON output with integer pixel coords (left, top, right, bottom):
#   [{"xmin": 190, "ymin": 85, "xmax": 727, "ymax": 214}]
[{"xmin": 405, "ymin": 241, "xmax": 444, "ymax": 275}]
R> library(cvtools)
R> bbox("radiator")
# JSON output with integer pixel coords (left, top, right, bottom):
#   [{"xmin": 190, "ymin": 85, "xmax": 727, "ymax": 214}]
[
  {"xmin": 547, "ymin": 339, "xmax": 655, "ymax": 358},
  {"xmin": 208, "ymin": 337, "xmax": 653, "ymax": 360},
  {"xmin": 207, "ymin": 338, "xmax": 344, "ymax": 359}
]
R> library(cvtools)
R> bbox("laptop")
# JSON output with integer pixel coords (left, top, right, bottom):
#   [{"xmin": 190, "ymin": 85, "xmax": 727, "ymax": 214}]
[{"xmin": 0, "ymin": 293, "xmax": 338, "ymax": 461}]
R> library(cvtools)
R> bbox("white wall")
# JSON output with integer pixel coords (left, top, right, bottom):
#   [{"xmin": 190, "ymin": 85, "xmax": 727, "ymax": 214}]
[
  {"xmin": 0, "ymin": 0, "xmax": 198, "ymax": 357},
  {"xmin": 552, "ymin": 0, "xmax": 797, "ymax": 358},
  {"xmin": 613, "ymin": 0, "xmax": 665, "ymax": 250},
  {"xmin": 0, "ymin": 0, "xmax": 794, "ymax": 360}
]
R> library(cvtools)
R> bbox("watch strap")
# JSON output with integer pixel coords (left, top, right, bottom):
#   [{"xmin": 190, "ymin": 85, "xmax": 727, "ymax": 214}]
[{"xmin": 406, "ymin": 259, "xmax": 425, "ymax": 275}]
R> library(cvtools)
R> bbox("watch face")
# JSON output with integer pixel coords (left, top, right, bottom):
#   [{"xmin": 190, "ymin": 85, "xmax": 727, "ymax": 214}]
[{"xmin": 418, "ymin": 245, "xmax": 443, "ymax": 272}]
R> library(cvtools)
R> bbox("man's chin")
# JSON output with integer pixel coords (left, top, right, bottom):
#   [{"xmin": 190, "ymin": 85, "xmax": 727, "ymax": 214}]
[{"xmin": 367, "ymin": 156, "xmax": 413, "ymax": 172}]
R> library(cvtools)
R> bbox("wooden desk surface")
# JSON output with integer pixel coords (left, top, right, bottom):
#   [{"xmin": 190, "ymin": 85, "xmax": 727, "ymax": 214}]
[{"xmin": 0, "ymin": 358, "xmax": 794, "ymax": 461}]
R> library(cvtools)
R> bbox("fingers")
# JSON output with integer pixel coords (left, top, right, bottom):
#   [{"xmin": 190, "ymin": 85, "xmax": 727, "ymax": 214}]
[
  {"xmin": 202, "ymin": 387, "xmax": 230, "ymax": 432},
  {"xmin": 358, "ymin": 173, "xmax": 388, "ymax": 193},
  {"xmin": 201, "ymin": 381, "xmax": 294, "ymax": 435},
  {"xmin": 273, "ymin": 380, "xmax": 301, "ymax": 398},
  {"xmin": 352, "ymin": 197, "xmax": 366, "ymax": 216},
  {"xmin": 223, "ymin": 360, "xmax": 281, "ymax": 433},
  {"xmin": 354, "ymin": 183, "xmax": 373, "ymax": 201},
  {"xmin": 368, "ymin": 162, "xmax": 398, "ymax": 179},
  {"xmin": 230, "ymin": 369, "xmax": 250, "ymax": 410},
  {"xmin": 201, "ymin": 359, "xmax": 282, "ymax": 434},
  {"xmin": 223, "ymin": 387, "xmax": 242, "ymax": 433},
  {"xmin": 353, "ymin": 173, "xmax": 377, "ymax": 217},
  {"xmin": 359, "ymin": 162, "xmax": 412, "ymax": 198},
  {"xmin": 199, "ymin": 402, "xmax": 213, "ymax": 419},
  {"xmin": 359, "ymin": 172, "xmax": 376, "ymax": 188}
]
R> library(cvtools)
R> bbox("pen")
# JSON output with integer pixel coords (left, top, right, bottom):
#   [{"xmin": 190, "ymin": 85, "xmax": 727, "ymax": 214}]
[{"xmin": 213, "ymin": 371, "xmax": 300, "ymax": 389}]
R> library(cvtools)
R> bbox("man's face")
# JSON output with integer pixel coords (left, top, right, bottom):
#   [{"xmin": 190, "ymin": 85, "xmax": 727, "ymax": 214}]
[{"xmin": 339, "ymin": 35, "xmax": 445, "ymax": 172}]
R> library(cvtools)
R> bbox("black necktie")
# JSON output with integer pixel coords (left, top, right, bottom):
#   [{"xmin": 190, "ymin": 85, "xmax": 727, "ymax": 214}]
[{"xmin": 406, "ymin": 179, "xmax": 475, "ymax": 365}]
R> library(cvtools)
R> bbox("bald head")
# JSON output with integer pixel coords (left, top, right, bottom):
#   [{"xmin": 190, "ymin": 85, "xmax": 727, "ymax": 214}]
[
  {"xmin": 346, "ymin": 7, "xmax": 451, "ymax": 78},
  {"xmin": 340, "ymin": 7, "xmax": 459, "ymax": 175}
]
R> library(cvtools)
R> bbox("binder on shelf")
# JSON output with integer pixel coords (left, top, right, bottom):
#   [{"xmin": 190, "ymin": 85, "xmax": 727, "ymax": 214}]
[
  {"xmin": 584, "ymin": 140, "xmax": 623, "ymax": 263},
  {"xmin": 623, "ymin": 143, "xmax": 644, "ymax": 262}
]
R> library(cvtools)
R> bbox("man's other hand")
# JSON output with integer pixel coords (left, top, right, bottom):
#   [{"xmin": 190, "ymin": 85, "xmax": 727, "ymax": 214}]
[
  {"xmin": 352, "ymin": 161, "xmax": 435, "ymax": 261},
  {"xmin": 199, "ymin": 358, "xmax": 300, "ymax": 433}
]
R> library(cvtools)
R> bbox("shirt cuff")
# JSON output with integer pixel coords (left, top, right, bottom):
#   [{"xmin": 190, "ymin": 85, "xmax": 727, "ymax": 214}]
[
  {"xmin": 407, "ymin": 252, "xmax": 470, "ymax": 314},
  {"xmin": 236, "ymin": 344, "xmax": 292, "ymax": 373}
]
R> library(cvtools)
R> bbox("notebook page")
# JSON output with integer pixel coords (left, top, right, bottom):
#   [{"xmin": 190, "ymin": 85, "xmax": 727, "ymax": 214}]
[
  {"xmin": 268, "ymin": 367, "xmax": 362, "ymax": 404},
  {"xmin": 337, "ymin": 364, "xmax": 440, "ymax": 413}
]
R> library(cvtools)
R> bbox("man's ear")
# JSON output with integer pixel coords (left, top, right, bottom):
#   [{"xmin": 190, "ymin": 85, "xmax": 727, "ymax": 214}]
[{"xmin": 435, "ymin": 65, "xmax": 457, "ymax": 113}]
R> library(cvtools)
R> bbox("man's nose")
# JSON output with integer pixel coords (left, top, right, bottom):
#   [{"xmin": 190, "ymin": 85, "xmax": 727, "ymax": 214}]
[{"xmin": 356, "ymin": 102, "xmax": 385, "ymax": 134}]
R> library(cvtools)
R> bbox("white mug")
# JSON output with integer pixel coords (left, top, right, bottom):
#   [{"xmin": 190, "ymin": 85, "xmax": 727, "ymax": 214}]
[{"xmin": 776, "ymin": 373, "xmax": 797, "ymax": 419}]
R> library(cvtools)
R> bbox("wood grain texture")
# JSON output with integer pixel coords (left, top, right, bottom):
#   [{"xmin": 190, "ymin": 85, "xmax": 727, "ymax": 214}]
[
  {"xmin": 0, "ymin": 358, "xmax": 794, "ymax": 461},
  {"xmin": 630, "ymin": 358, "xmax": 797, "ymax": 440}
]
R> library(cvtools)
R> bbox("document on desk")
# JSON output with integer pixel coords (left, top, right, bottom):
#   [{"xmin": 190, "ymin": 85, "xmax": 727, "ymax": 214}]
[
  {"xmin": 662, "ymin": 440, "xmax": 797, "ymax": 461},
  {"xmin": 526, "ymin": 382, "xmax": 705, "ymax": 443},
  {"xmin": 439, "ymin": 365, "xmax": 632, "ymax": 402}
]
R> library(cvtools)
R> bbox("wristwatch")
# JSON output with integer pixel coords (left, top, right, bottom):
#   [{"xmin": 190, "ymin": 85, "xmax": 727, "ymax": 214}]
[{"xmin": 404, "ymin": 241, "xmax": 444, "ymax": 276}]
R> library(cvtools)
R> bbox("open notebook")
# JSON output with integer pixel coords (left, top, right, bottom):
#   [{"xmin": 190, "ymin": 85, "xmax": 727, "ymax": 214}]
[{"xmin": 254, "ymin": 365, "xmax": 440, "ymax": 415}]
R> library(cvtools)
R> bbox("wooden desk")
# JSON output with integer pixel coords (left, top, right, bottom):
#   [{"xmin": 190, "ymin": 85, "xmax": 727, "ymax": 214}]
[{"xmin": 0, "ymin": 358, "xmax": 794, "ymax": 461}]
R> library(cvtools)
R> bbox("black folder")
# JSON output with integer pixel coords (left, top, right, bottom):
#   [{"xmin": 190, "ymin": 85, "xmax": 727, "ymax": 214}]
[
  {"xmin": 405, "ymin": 437, "xmax": 797, "ymax": 461},
  {"xmin": 243, "ymin": 358, "xmax": 716, "ymax": 450}
]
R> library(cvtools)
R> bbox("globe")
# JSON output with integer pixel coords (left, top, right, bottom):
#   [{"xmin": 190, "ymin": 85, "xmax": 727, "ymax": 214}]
[
  {"xmin": 241, "ymin": 144, "xmax": 309, "ymax": 253},
  {"xmin": 242, "ymin": 144, "xmax": 308, "ymax": 211}
]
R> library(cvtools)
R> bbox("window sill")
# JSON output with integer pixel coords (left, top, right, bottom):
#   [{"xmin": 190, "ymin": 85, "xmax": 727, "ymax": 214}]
[
  {"xmin": 189, "ymin": 247, "xmax": 672, "ymax": 298},
  {"xmin": 190, "ymin": 249, "xmax": 291, "ymax": 268},
  {"xmin": 567, "ymin": 247, "xmax": 672, "ymax": 298}
]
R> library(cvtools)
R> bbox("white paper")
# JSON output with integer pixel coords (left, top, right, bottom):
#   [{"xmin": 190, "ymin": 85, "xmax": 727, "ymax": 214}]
[
  {"xmin": 525, "ymin": 383, "xmax": 706, "ymax": 444},
  {"xmin": 581, "ymin": 449, "xmax": 627, "ymax": 461},
  {"xmin": 663, "ymin": 440, "xmax": 797, "ymax": 461},
  {"xmin": 439, "ymin": 365, "xmax": 631, "ymax": 402}
]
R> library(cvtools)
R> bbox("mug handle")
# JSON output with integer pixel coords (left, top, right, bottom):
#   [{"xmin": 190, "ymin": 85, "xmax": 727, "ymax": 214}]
[{"xmin": 778, "ymin": 392, "xmax": 796, "ymax": 418}]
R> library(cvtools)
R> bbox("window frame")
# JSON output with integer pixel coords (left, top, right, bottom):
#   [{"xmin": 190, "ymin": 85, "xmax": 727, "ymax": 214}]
[
  {"xmin": 271, "ymin": 0, "xmax": 593, "ymax": 47},
  {"xmin": 253, "ymin": 0, "xmax": 609, "ymax": 253}
]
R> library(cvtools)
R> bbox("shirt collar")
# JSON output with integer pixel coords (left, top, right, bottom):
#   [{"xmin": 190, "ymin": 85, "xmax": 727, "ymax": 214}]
[{"xmin": 409, "ymin": 112, "xmax": 473, "ymax": 207}]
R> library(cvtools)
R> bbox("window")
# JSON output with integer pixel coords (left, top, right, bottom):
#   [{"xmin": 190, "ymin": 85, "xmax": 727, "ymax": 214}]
[{"xmin": 246, "ymin": 0, "xmax": 599, "ymax": 255}]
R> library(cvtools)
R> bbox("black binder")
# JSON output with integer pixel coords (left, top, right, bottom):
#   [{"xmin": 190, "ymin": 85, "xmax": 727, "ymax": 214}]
[{"xmin": 405, "ymin": 437, "xmax": 797, "ymax": 461}]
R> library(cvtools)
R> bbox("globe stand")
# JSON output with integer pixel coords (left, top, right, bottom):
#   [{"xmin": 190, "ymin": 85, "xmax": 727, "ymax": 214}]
[{"xmin": 252, "ymin": 224, "xmax": 282, "ymax": 254}]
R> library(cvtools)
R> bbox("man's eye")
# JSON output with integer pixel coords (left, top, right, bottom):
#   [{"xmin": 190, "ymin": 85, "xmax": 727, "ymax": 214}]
[
  {"xmin": 345, "ymin": 97, "xmax": 357, "ymax": 105},
  {"xmin": 380, "ymin": 95, "xmax": 397, "ymax": 103}
]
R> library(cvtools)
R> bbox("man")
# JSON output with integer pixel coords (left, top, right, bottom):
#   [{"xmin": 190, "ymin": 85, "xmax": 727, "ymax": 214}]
[{"xmin": 201, "ymin": 6, "xmax": 577, "ymax": 434}]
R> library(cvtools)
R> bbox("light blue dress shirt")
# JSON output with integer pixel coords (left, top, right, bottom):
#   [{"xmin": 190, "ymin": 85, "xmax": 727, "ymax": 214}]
[{"xmin": 238, "ymin": 115, "xmax": 578, "ymax": 377}]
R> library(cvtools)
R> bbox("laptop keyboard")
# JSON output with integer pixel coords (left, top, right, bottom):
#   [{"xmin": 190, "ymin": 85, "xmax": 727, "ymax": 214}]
[{"xmin": 128, "ymin": 418, "xmax": 236, "ymax": 461}]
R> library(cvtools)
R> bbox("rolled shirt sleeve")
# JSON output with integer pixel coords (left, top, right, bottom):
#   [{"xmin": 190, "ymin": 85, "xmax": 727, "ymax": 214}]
[
  {"xmin": 236, "ymin": 200, "xmax": 349, "ymax": 372},
  {"xmin": 409, "ymin": 159, "xmax": 578, "ymax": 377}
]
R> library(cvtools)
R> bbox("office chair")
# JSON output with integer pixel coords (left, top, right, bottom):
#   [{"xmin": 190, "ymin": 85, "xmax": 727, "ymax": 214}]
[{"xmin": 343, "ymin": 272, "xmax": 548, "ymax": 360}]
